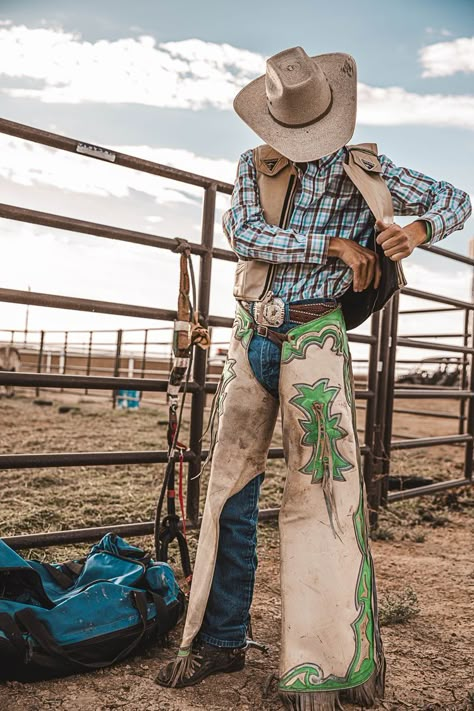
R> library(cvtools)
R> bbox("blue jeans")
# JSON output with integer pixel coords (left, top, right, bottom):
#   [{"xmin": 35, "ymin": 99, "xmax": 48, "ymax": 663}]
[{"xmin": 199, "ymin": 297, "xmax": 336, "ymax": 648}]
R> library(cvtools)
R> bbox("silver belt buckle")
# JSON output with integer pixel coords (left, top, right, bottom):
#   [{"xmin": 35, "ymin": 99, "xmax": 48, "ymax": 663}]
[{"xmin": 253, "ymin": 294, "xmax": 285, "ymax": 327}]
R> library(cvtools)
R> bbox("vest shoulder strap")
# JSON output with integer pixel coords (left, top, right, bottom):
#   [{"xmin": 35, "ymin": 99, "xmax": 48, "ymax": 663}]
[
  {"xmin": 343, "ymin": 142, "xmax": 394, "ymax": 223},
  {"xmin": 347, "ymin": 143, "xmax": 382, "ymax": 173},
  {"xmin": 252, "ymin": 144, "xmax": 292, "ymax": 177},
  {"xmin": 252, "ymin": 145, "xmax": 298, "ymax": 227}
]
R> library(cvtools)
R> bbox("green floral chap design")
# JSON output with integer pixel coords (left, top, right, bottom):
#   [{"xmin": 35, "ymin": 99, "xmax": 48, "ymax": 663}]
[
  {"xmin": 282, "ymin": 306, "xmax": 353, "ymax": 408},
  {"xmin": 290, "ymin": 378, "xmax": 352, "ymax": 484},
  {"xmin": 233, "ymin": 303, "xmax": 254, "ymax": 350}
]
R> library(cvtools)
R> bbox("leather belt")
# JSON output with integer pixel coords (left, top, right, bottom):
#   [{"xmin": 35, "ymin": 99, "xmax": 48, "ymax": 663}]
[
  {"xmin": 248, "ymin": 301, "xmax": 338, "ymax": 350},
  {"xmin": 287, "ymin": 302, "xmax": 338, "ymax": 324}
]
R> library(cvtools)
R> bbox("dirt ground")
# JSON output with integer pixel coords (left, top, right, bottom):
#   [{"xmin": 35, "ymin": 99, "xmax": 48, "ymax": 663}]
[{"xmin": 0, "ymin": 392, "xmax": 473, "ymax": 711}]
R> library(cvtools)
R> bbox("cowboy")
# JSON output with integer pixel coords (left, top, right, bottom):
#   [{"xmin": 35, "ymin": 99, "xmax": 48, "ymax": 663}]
[{"xmin": 157, "ymin": 47, "xmax": 471, "ymax": 710}]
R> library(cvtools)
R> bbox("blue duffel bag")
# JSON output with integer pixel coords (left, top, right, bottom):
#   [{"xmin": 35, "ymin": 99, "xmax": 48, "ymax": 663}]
[{"xmin": 0, "ymin": 533, "xmax": 185, "ymax": 680}]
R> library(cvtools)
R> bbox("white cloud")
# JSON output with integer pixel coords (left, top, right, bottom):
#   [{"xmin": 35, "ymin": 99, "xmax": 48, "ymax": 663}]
[
  {"xmin": 357, "ymin": 82, "xmax": 474, "ymax": 129},
  {"xmin": 0, "ymin": 25, "xmax": 473, "ymax": 130},
  {"xmin": 420, "ymin": 37, "xmax": 474, "ymax": 77},
  {"xmin": 0, "ymin": 25, "xmax": 264, "ymax": 109},
  {"xmin": 0, "ymin": 135, "xmax": 236, "ymax": 203}
]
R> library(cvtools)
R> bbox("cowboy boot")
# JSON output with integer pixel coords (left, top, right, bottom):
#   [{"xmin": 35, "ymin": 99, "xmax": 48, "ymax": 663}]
[{"xmin": 155, "ymin": 639, "xmax": 246, "ymax": 688}]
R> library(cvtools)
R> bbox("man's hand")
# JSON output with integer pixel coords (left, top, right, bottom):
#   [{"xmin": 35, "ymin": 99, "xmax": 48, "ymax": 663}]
[
  {"xmin": 328, "ymin": 237, "xmax": 382, "ymax": 292},
  {"xmin": 375, "ymin": 220, "xmax": 427, "ymax": 261}
]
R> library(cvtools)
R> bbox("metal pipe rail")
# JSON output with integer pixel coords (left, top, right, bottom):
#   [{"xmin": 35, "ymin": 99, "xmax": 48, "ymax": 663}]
[
  {"xmin": 0, "ymin": 203, "xmax": 236, "ymax": 263},
  {"xmin": 396, "ymin": 337, "xmax": 473, "ymax": 354},
  {"xmin": 388, "ymin": 477, "xmax": 471, "ymax": 502},
  {"xmin": 4, "ymin": 509, "xmax": 280, "ymax": 550},
  {"xmin": 0, "ymin": 118, "xmax": 234, "ymax": 194},
  {"xmin": 392, "ymin": 408, "xmax": 466, "ymax": 420},
  {"xmin": 399, "ymin": 306, "xmax": 463, "ymax": 314},
  {"xmin": 418, "ymin": 243, "xmax": 474, "ymax": 266},
  {"xmin": 0, "ymin": 444, "xmax": 370, "ymax": 471},
  {"xmin": 0, "ymin": 371, "xmax": 200, "ymax": 392},
  {"xmin": 0, "ymin": 370, "xmax": 374, "ymax": 400},
  {"xmin": 390, "ymin": 434, "xmax": 472, "ymax": 450},
  {"xmin": 401, "ymin": 287, "xmax": 474, "ymax": 311},
  {"xmin": 393, "ymin": 388, "xmax": 473, "ymax": 398},
  {"xmin": 398, "ymin": 333, "xmax": 467, "ymax": 339}
]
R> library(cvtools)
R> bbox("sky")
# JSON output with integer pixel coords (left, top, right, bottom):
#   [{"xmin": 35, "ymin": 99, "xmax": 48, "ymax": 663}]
[{"xmin": 0, "ymin": 0, "xmax": 473, "ymax": 366}]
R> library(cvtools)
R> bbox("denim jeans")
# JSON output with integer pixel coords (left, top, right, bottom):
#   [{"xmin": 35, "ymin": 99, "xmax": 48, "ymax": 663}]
[{"xmin": 198, "ymin": 297, "xmax": 337, "ymax": 648}]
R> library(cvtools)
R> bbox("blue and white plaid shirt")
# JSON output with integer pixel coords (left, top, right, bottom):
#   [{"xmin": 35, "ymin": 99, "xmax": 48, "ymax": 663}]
[{"xmin": 222, "ymin": 146, "xmax": 472, "ymax": 301}]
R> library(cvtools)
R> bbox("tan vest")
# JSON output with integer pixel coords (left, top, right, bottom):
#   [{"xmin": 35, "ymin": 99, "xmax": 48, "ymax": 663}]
[{"xmin": 232, "ymin": 143, "xmax": 406, "ymax": 301}]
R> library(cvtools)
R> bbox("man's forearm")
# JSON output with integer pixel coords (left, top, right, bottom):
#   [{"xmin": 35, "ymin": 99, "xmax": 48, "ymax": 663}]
[{"xmin": 328, "ymin": 221, "xmax": 427, "ymax": 260}]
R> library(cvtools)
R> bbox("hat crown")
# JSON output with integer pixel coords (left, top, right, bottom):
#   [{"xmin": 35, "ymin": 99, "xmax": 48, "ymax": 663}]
[{"xmin": 265, "ymin": 47, "xmax": 332, "ymax": 127}]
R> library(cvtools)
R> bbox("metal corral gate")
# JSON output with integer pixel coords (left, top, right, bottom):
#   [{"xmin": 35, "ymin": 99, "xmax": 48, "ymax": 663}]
[{"xmin": 0, "ymin": 117, "xmax": 472, "ymax": 549}]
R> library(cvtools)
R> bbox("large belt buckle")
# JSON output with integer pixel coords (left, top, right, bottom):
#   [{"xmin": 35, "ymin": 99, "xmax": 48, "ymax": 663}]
[{"xmin": 253, "ymin": 294, "xmax": 285, "ymax": 327}]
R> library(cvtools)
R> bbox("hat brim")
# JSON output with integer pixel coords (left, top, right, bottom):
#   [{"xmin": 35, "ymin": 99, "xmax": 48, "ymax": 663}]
[{"xmin": 233, "ymin": 53, "xmax": 357, "ymax": 162}]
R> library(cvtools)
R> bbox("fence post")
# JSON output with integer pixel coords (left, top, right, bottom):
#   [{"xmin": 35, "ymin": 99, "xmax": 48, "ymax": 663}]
[
  {"xmin": 140, "ymin": 329, "xmax": 148, "ymax": 378},
  {"xmin": 458, "ymin": 310, "xmax": 470, "ymax": 434},
  {"xmin": 60, "ymin": 331, "xmax": 68, "ymax": 393},
  {"xmin": 112, "ymin": 329, "xmax": 123, "ymax": 409},
  {"xmin": 368, "ymin": 303, "xmax": 392, "ymax": 526},
  {"xmin": 35, "ymin": 330, "xmax": 44, "ymax": 398},
  {"xmin": 85, "ymin": 330, "xmax": 93, "ymax": 396},
  {"xmin": 464, "ymin": 316, "xmax": 474, "ymax": 483},
  {"xmin": 464, "ymin": 240, "xmax": 474, "ymax": 480},
  {"xmin": 187, "ymin": 185, "xmax": 216, "ymax": 525},
  {"xmin": 380, "ymin": 292, "xmax": 400, "ymax": 506},
  {"xmin": 363, "ymin": 310, "xmax": 381, "ymax": 498}
]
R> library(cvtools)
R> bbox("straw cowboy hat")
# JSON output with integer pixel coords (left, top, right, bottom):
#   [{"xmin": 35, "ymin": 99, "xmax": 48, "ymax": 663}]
[{"xmin": 234, "ymin": 46, "xmax": 357, "ymax": 162}]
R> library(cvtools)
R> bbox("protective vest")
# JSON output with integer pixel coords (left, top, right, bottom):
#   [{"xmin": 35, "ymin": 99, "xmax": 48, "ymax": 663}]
[{"xmin": 232, "ymin": 143, "xmax": 406, "ymax": 303}]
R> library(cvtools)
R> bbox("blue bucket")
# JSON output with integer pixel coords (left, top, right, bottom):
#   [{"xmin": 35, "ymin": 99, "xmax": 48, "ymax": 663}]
[{"xmin": 117, "ymin": 390, "xmax": 140, "ymax": 409}]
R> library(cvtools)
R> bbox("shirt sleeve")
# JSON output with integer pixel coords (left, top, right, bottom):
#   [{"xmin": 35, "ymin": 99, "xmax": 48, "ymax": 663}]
[
  {"xmin": 222, "ymin": 150, "xmax": 330, "ymax": 264},
  {"xmin": 379, "ymin": 154, "xmax": 472, "ymax": 245}
]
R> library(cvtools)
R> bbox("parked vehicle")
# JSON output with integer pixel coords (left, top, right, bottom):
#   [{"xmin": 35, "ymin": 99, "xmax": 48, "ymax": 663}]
[{"xmin": 396, "ymin": 357, "xmax": 462, "ymax": 387}]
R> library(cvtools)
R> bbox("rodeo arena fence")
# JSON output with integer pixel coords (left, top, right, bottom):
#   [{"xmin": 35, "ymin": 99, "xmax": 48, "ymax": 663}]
[{"xmin": 0, "ymin": 117, "xmax": 473, "ymax": 549}]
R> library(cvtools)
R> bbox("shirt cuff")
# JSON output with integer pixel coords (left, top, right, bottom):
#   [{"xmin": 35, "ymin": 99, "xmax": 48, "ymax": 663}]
[
  {"xmin": 304, "ymin": 232, "xmax": 331, "ymax": 264},
  {"xmin": 420, "ymin": 213, "xmax": 445, "ymax": 244}
]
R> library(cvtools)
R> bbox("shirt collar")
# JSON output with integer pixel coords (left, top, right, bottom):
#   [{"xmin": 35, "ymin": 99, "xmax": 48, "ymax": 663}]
[{"xmin": 295, "ymin": 145, "xmax": 347, "ymax": 175}]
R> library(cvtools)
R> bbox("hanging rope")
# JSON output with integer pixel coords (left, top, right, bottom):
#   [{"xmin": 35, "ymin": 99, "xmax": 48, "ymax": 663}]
[{"xmin": 154, "ymin": 238, "xmax": 210, "ymax": 589}]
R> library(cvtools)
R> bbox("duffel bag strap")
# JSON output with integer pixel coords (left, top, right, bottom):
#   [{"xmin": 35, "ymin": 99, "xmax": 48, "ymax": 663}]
[
  {"xmin": 0, "ymin": 612, "xmax": 27, "ymax": 656},
  {"xmin": 15, "ymin": 590, "xmax": 149, "ymax": 670},
  {"xmin": 42, "ymin": 563, "xmax": 77, "ymax": 589},
  {"xmin": 61, "ymin": 560, "xmax": 85, "ymax": 576}
]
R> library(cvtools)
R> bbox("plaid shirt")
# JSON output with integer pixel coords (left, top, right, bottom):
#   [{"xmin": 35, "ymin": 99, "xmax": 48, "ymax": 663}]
[{"xmin": 222, "ymin": 146, "xmax": 472, "ymax": 301}]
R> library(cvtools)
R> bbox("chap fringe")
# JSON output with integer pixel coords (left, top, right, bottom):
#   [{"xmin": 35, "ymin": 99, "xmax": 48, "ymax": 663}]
[
  {"xmin": 279, "ymin": 691, "xmax": 343, "ymax": 711},
  {"xmin": 340, "ymin": 651, "xmax": 386, "ymax": 708},
  {"xmin": 164, "ymin": 646, "xmax": 194, "ymax": 687}
]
